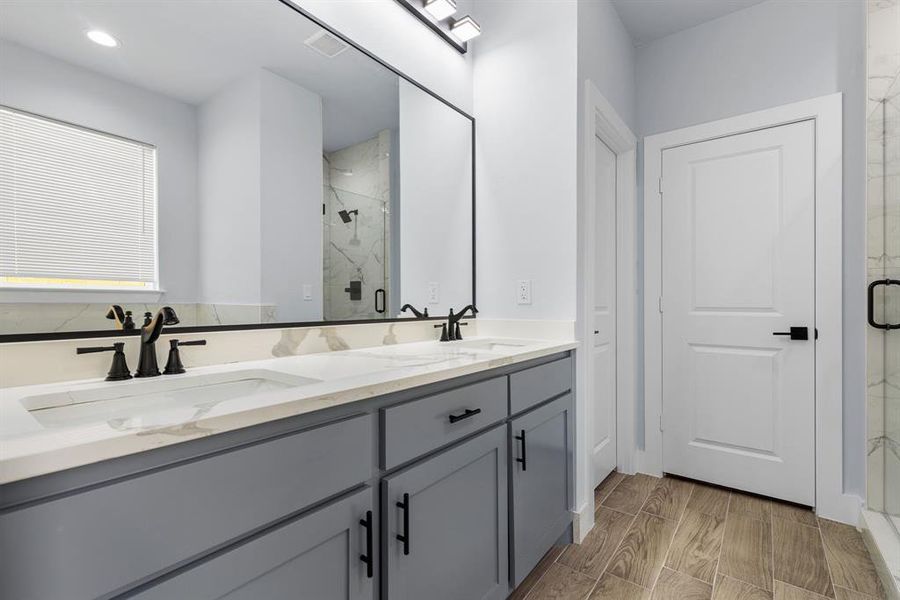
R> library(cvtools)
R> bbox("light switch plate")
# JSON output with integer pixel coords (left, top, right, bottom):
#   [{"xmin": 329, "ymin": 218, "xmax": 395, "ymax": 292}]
[
  {"xmin": 516, "ymin": 279, "xmax": 532, "ymax": 305},
  {"xmin": 427, "ymin": 282, "xmax": 440, "ymax": 304}
]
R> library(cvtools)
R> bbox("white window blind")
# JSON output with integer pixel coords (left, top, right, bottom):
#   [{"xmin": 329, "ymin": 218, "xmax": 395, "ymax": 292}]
[{"xmin": 0, "ymin": 106, "xmax": 158, "ymax": 290}]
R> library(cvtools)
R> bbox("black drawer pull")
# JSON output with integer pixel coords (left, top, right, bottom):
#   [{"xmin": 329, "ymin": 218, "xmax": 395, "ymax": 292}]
[
  {"xmin": 515, "ymin": 429, "xmax": 527, "ymax": 471},
  {"xmin": 359, "ymin": 510, "xmax": 373, "ymax": 578},
  {"xmin": 396, "ymin": 493, "xmax": 410, "ymax": 556},
  {"xmin": 448, "ymin": 408, "xmax": 481, "ymax": 424}
]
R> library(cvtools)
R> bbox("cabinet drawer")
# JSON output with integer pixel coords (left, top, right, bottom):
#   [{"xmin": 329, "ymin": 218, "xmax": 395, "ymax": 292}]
[
  {"xmin": 133, "ymin": 486, "xmax": 375, "ymax": 600},
  {"xmin": 0, "ymin": 413, "xmax": 373, "ymax": 600},
  {"xmin": 381, "ymin": 377, "xmax": 507, "ymax": 469},
  {"xmin": 509, "ymin": 356, "xmax": 573, "ymax": 414}
]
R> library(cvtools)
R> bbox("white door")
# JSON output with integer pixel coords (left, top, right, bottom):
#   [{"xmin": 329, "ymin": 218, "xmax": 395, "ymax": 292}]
[
  {"xmin": 592, "ymin": 136, "xmax": 617, "ymax": 486},
  {"xmin": 661, "ymin": 120, "xmax": 816, "ymax": 505}
]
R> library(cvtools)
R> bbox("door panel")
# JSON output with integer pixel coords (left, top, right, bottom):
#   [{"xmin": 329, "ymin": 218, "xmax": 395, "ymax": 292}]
[
  {"xmin": 510, "ymin": 394, "xmax": 574, "ymax": 587},
  {"xmin": 661, "ymin": 120, "xmax": 816, "ymax": 505},
  {"xmin": 592, "ymin": 136, "xmax": 617, "ymax": 485},
  {"xmin": 382, "ymin": 426, "xmax": 508, "ymax": 600}
]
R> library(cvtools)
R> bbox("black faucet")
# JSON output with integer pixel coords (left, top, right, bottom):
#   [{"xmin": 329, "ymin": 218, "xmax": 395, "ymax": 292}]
[
  {"xmin": 438, "ymin": 305, "xmax": 477, "ymax": 341},
  {"xmin": 105, "ymin": 305, "xmax": 135, "ymax": 330},
  {"xmin": 135, "ymin": 307, "xmax": 180, "ymax": 377},
  {"xmin": 400, "ymin": 304, "xmax": 429, "ymax": 319}
]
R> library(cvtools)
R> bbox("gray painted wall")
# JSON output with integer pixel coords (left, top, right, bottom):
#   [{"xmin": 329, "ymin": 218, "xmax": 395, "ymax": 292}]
[{"xmin": 634, "ymin": 0, "xmax": 867, "ymax": 497}]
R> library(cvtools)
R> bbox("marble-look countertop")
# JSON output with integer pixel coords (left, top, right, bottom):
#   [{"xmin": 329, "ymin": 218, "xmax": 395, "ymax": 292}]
[{"xmin": 0, "ymin": 337, "xmax": 577, "ymax": 484}]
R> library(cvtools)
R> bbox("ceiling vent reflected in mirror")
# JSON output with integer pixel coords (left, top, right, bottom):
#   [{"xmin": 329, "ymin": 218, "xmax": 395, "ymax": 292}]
[{"xmin": 304, "ymin": 30, "xmax": 348, "ymax": 58}]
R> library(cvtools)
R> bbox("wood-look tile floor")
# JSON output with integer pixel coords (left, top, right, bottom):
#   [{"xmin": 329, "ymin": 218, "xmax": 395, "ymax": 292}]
[{"xmin": 510, "ymin": 473, "xmax": 886, "ymax": 600}]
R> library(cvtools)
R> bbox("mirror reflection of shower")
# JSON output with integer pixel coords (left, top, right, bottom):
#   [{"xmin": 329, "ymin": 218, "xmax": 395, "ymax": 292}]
[
  {"xmin": 321, "ymin": 129, "xmax": 392, "ymax": 321},
  {"xmin": 338, "ymin": 209, "xmax": 361, "ymax": 246}
]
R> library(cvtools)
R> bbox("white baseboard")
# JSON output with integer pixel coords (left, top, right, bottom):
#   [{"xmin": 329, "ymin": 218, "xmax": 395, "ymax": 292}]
[{"xmin": 572, "ymin": 501, "xmax": 594, "ymax": 544}]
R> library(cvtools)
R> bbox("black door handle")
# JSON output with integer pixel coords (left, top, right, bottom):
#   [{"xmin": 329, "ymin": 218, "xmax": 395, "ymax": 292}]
[
  {"xmin": 359, "ymin": 510, "xmax": 373, "ymax": 578},
  {"xmin": 448, "ymin": 408, "xmax": 481, "ymax": 424},
  {"xmin": 772, "ymin": 326, "xmax": 809, "ymax": 340},
  {"xmin": 515, "ymin": 429, "xmax": 527, "ymax": 471},
  {"xmin": 396, "ymin": 493, "xmax": 410, "ymax": 556},
  {"xmin": 375, "ymin": 288, "xmax": 386, "ymax": 314},
  {"xmin": 869, "ymin": 279, "xmax": 900, "ymax": 330}
]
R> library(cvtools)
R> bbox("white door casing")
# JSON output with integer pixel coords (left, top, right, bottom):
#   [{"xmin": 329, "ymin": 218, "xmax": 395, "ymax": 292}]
[
  {"xmin": 592, "ymin": 137, "xmax": 617, "ymax": 485},
  {"xmin": 661, "ymin": 121, "xmax": 816, "ymax": 505}
]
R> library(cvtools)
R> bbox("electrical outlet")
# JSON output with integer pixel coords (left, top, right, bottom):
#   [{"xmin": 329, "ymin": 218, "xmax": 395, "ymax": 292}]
[
  {"xmin": 302, "ymin": 284, "xmax": 313, "ymax": 301},
  {"xmin": 427, "ymin": 282, "xmax": 440, "ymax": 304},
  {"xmin": 516, "ymin": 279, "xmax": 532, "ymax": 305}
]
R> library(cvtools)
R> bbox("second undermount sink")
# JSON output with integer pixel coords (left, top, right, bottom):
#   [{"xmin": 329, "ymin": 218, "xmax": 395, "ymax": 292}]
[{"xmin": 20, "ymin": 370, "xmax": 320, "ymax": 429}]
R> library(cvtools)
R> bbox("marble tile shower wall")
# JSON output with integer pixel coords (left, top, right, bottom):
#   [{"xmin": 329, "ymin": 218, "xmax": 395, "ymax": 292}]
[
  {"xmin": 868, "ymin": 0, "xmax": 900, "ymax": 514},
  {"xmin": 323, "ymin": 130, "xmax": 391, "ymax": 321}
]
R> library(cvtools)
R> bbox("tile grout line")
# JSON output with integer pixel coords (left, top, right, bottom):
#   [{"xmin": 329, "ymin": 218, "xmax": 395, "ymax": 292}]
[
  {"xmin": 814, "ymin": 517, "xmax": 841, "ymax": 599},
  {"xmin": 588, "ymin": 473, "xmax": 650, "ymax": 597},
  {"xmin": 709, "ymin": 491, "xmax": 732, "ymax": 598},
  {"xmin": 644, "ymin": 480, "xmax": 694, "ymax": 596}
]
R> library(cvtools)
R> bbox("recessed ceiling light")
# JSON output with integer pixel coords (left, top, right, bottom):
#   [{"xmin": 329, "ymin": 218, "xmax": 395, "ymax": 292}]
[
  {"xmin": 423, "ymin": 0, "xmax": 457, "ymax": 21},
  {"xmin": 86, "ymin": 30, "xmax": 120, "ymax": 48},
  {"xmin": 450, "ymin": 15, "xmax": 481, "ymax": 42}
]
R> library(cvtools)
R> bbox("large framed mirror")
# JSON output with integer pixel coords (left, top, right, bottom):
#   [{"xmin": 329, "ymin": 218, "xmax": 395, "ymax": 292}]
[{"xmin": 0, "ymin": 0, "xmax": 474, "ymax": 340}]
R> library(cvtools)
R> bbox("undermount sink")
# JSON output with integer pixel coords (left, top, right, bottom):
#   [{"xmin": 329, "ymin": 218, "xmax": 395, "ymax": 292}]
[
  {"xmin": 453, "ymin": 339, "xmax": 533, "ymax": 352},
  {"xmin": 21, "ymin": 369, "xmax": 320, "ymax": 429}
]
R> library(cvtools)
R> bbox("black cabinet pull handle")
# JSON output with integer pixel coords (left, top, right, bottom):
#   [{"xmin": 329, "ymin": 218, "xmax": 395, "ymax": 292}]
[
  {"xmin": 515, "ymin": 429, "xmax": 527, "ymax": 471},
  {"xmin": 869, "ymin": 279, "xmax": 900, "ymax": 330},
  {"xmin": 375, "ymin": 288, "xmax": 386, "ymax": 314},
  {"xmin": 396, "ymin": 493, "xmax": 410, "ymax": 556},
  {"xmin": 448, "ymin": 408, "xmax": 481, "ymax": 424},
  {"xmin": 772, "ymin": 326, "xmax": 809, "ymax": 340},
  {"xmin": 359, "ymin": 510, "xmax": 373, "ymax": 578}
]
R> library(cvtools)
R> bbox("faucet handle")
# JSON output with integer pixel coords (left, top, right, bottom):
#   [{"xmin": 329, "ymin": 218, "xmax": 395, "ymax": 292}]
[
  {"xmin": 164, "ymin": 339, "xmax": 207, "ymax": 375},
  {"xmin": 77, "ymin": 342, "xmax": 132, "ymax": 381},
  {"xmin": 434, "ymin": 323, "xmax": 449, "ymax": 342}
]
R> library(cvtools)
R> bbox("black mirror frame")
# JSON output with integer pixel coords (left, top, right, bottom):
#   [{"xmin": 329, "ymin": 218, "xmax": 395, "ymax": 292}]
[{"xmin": 0, "ymin": 0, "xmax": 476, "ymax": 343}]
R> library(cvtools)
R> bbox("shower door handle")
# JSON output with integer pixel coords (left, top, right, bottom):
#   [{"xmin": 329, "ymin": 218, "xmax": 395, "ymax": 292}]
[
  {"xmin": 375, "ymin": 289, "xmax": 386, "ymax": 313},
  {"xmin": 868, "ymin": 279, "xmax": 900, "ymax": 330}
]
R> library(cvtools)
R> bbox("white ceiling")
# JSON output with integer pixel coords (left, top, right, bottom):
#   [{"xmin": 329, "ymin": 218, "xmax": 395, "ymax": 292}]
[
  {"xmin": 611, "ymin": 0, "xmax": 768, "ymax": 45},
  {"xmin": 0, "ymin": 0, "xmax": 400, "ymax": 152}
]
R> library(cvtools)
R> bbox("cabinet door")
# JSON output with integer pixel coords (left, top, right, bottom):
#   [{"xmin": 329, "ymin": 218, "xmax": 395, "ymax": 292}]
[
  {"xmin": 133, "ymin": 487, "xmax": 375, "ymax": 600},
  {"xmin": 510, "ymin": 393, "xmax": 574, "ymax": 587},
  {"xmin": 383, "ymin": 425, "xmax": 508, "ymax": 600}
]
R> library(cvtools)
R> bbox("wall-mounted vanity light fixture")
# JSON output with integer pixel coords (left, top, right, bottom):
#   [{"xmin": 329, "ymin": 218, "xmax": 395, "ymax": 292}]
[
  {"xmin": 394, "ymin": 0, "xmax": 480, "ymax": 54},
  {"xmin": 423, "ymin": 0, "xmax": 457, "ymax": 21},
  {"xmin": 449, "ymin": 15, "xmax": 481, "ymax": 42}
]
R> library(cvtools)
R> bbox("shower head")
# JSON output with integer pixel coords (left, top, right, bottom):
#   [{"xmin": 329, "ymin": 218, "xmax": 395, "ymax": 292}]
[{"xmin": 338, "ymin": 209, "xmax": 358, "ymax": 224}]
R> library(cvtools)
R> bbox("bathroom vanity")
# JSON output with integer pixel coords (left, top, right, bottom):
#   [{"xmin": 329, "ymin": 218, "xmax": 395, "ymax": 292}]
[{"xmin": 0, "ymin": 339, "xmax": 576, "ymax": 600}]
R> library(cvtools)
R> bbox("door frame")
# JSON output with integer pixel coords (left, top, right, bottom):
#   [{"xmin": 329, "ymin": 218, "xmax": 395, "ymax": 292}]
[
  {"xmin": 642, "ymin": 93, "xmax": 856, "ymax": 524},
  {"xmin": 575, "ymin": 81, "xmax": 637, "ymax": 541}
]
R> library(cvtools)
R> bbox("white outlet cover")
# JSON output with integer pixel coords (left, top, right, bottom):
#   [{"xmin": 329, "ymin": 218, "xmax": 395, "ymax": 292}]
[
  {"xmin": 427, "ymin": 282, "xmax": 440, "ymax": 304},
  {"xmin": 302, "ymin": 284, "xmax": 313, "ymax": 301},
  {"xmin": 516, "ymin": 279, "xmax": 532, "ymax": 305}
]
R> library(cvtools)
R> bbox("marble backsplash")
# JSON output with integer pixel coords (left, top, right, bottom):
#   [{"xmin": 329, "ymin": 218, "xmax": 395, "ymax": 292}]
[{"xmin": 0, "ymin": 302, "xmax": 277, "ymax": 336}]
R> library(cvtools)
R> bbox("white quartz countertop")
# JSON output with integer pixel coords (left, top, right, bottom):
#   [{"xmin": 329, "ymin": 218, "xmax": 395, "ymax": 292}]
[{"xmin": 0, "ymin": 337, "xmax": 576, "ymax": 484}]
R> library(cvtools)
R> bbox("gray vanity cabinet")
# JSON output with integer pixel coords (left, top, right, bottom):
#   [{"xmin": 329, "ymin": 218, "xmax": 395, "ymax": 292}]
[
  {"xmin": 132, "ymin": 486, "xmax": 376, "ymax": 600},
  {"xmin": 509, "ymin": 393, "xmax": 574, "ymax": 588},
  {"xmin": 382, "ymin": 424, "xmax": 509, "ymax": 600}
]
